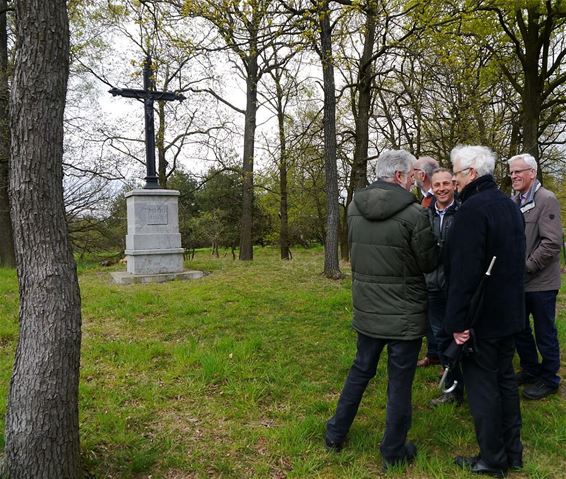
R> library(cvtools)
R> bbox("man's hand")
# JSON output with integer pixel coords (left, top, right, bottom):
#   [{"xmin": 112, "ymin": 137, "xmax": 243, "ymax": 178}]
[{"xmin": 453, "ymin": 330, "xmax": 470, "ymax": 345}]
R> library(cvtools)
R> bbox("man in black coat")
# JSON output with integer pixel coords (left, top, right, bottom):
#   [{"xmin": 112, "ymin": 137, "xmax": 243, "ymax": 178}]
[{"xmin": 444, "ymin": 145, "xmax": 525, "ymax": 477}]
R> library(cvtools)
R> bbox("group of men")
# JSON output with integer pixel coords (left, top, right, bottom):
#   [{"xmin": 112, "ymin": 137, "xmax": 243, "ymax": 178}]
[{"xmin": 325, "ymin": 146, "xmax": 563, "ymax": 477}]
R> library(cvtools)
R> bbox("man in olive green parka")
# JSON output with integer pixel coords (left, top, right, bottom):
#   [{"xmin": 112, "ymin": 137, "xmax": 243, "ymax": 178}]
[{"xmin": 326, "ymin": 149, "xmax": 438, "ymax": 471}]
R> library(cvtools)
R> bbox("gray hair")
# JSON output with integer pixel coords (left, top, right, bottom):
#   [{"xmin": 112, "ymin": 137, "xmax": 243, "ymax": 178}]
[
  {"xmin": 450, "ymin": 145, "xmax": 495, "ymax": 177},
  {"xmin": 377, "ymin": 149, "xmax": 416, "ymax": 180},
  {"xmin": 507, "ymin": 153, "xmax": 538, "ymax": 173},
  {"xmin": 417, "ymin": 156, "xmax": 439, "ymax": 178}
]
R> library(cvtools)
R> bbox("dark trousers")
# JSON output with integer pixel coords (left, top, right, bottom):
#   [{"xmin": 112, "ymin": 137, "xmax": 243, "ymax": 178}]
[
  {"xmin": 424, "ymin": 291, "xmax": 443, "ymax": 359},
  {"xmin": 462, "ymin": 336, "xmax": 522, "ymax": 468},
  {"xmin": 326, "ymin": 333, "xmax": 421, "ymax": 460},
  {"xmin": 515, "ymin": 290, "xmax": 560, "ymax": 388},
  {"xmin": 430, "ymin": 291, "xmax": 464, "ymax": 397}
]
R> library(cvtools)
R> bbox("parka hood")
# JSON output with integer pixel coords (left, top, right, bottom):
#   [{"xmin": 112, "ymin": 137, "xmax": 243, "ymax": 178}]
[{"xmin": 353, "ymin": 180, "xmax": 417, "ymax": 220}]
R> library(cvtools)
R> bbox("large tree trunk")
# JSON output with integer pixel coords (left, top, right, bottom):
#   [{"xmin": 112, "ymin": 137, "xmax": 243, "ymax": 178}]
[
  {"xmin": 239, "ymin": 53, "xmax": 258, "ymax": 261},
  {"xmin": 319, "ymin": 2, "xmax": 342, "ymax": 279},
  {"xmin": 342, "ymin": 2, "xmax": 377, "ymax": 261},
  {"xmin": 521, "ymin": 7, "xmax": 543, "ymax": 183},
  {"xmin": 4, "ymin": 1, "xmax": 82, "ymax": 477},
  {"xmin": 0, "ymin": 0, "xmax": 15, "ymax": 268},
  {"xmin": 351, "ymin": 2, "xmax": 376, "ymax": 192}
]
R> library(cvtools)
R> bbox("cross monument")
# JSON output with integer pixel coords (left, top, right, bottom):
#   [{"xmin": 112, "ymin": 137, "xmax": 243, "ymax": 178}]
[
  {"xmin": 109, "ymin": 55, "xmax": 185, "ymax": 189},
  {"xmin": 108, "ymin": 56, "xmax": 202, "ymax": 284}
]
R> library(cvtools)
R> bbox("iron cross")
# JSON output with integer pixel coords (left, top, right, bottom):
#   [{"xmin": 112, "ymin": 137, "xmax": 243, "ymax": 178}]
[{"xmin": 109, "ymin": 56, "xmax": 185, "ymax": 189}]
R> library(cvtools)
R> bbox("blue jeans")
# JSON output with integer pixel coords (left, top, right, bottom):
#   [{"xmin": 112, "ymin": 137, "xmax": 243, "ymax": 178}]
[
  {"xmin": 326, "ymin": 333, "xmax": 421, "ymax": 460},
  {"xmin": 515, "ymin": 290, "xmax": 560, "ymax": 388}
]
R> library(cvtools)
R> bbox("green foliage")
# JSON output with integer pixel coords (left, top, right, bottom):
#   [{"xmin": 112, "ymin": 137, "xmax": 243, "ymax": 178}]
[
  {"xmin": 257, "ymin": 161, "xmax": 326, "ymax": 246},
  {"xmin": 68, "ymin": 188, "xmax": 127, "ymax": 259},
  {"xmin": 169, "ymin": 167, "xmax": 270, "ymax": 252},
  {"xmin": 190, "ymin": 168, "xmax": 243, "ymax": 250}
]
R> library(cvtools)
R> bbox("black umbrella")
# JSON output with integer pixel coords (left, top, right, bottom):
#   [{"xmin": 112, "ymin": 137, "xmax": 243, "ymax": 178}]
[{"xmin": 439, "ymin": 256, "xmax": 497, "ymax": 393}]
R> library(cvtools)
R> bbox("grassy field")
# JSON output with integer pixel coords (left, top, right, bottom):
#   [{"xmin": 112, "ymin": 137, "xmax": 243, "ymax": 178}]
[{"xmin": 0, "ymin": 247, "xmax": 565, "ymax": 478}]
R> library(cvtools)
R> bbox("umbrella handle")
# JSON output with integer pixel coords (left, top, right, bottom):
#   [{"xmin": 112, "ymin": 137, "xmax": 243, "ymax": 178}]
[
  {"xmin": 486, "ymin": 256, "xmax": 497, "ymax": 276},
  {"xmin": 442, "ymin": 380, "xmax": 458, "ymax": 394},
  {"xmin": 439, "ymin": 367, "xmax": 448, "ymax": 390},
  {"xmin": 439, "ymin": 367, "xmax": 459, "ymax": 393},
  {"xmin": 443, "ymin": 379, "xmax": 458, "ymax": 394}
]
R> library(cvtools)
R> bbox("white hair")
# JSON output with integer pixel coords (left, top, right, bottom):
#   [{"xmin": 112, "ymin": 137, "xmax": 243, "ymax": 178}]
[
  {"xmin": 507, "ymin": 153, "xmax": 538, "ymax": 173},
  {"xmin": 450, "ymin": 145, "xmax": 495, "ymax": 177},
  {"xmin": 377, "ymin": 149, "xmax": 416, "ymax": 179}
]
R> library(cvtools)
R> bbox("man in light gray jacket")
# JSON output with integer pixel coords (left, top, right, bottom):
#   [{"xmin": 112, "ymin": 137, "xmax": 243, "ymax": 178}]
[{"xmin": 508, "ymin": 153, "xmax": 563, "ymax": 400}]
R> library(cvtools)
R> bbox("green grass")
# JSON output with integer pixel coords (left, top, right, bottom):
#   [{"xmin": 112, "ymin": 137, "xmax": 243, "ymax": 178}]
[{"xmin": 1, "ymin": 247, "xmax": 565, "ymax": 478}]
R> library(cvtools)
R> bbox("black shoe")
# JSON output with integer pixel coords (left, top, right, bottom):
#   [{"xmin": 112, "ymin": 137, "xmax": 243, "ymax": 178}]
[
  {"xmin": 515, "ymin": 370, "xmax": 537, "ymax": 385},
  {"xmin": 522, "ymin": 381, "xmax": 559, "ymax": 400},
  {"xmin": 382, "ymin": 442, "xmax": 417, "ymax": 470},
  {"xmin": 455, "ymin": 455, "xmax": 506, "ymax": 477},
  {"xmin": 325, "ymin": 437, "xmax": 343, "ymax": 453},
  {"xmin": 430, "ymin": 392, "xmax": 463, "ymax": 407},
  {"xmin": 508, "ymin": 455, "xmax": 523, "ymax": 471},
  {"xmin": 471, "ymin": 459, "xmax": 506, "ymax": 477},
  {"xmin": 455, "ymin": 455, "xmax": 479, "ymax": 468}
]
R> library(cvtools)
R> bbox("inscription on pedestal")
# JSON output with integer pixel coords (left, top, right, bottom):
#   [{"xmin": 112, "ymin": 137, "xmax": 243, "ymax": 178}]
[{"xmin": 145, "ymin": 205, "xmax": 168, "ymax": 225}]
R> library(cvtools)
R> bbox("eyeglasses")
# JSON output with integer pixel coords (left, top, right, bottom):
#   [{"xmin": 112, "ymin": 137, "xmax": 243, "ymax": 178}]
[
  {"xmin": 508, "ymin": 168, "xmax": 533, "ymax": 177},
  {"xmin": 453, "ymin": 167, "xmax": 471, "ymax": 176}
]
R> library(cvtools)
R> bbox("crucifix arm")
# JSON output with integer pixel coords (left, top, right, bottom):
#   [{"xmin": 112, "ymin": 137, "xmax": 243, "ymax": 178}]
[{"xmin": 109, "ymin": 88, "xmax": 185, "ymax": 102}]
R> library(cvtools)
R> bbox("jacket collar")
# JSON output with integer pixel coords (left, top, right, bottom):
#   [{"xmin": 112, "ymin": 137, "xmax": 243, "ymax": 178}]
[
  {"xmin": 429, "ymin": 197, "xmax": 460, "ymax": 215},
  {"xmin": 517, "ymin": 179, "xmax": 541, "ymax": 214},
  {"xmin": 459, "ymin": 175, "xmax": 497, "ymax": 203}
]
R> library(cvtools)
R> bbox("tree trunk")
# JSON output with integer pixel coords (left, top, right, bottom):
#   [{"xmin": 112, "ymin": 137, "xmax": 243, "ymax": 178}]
[
  {"xmin": 4, "ymin": 1, "xmax": 82, "ymax": 478},
  {"xmin": 521, "ymin": 8, "xmax": 542, "ymax": 182},
  {"xmin": 339, "ymin": 203, "xmax": 349, "ymax": 261},
  {"xmin": 238, "ymin": 52, "xmax": 258, "ymax": 261},
  {"xmin": 279, "ymin": 151, "xmax": 290, "ymax": 260},
  {"xmin": 274, "ymin": 70, "xmax": 290, "ymax": 260},
  {"xmin": 0, "ymin": 0, "xmax": 15, "ymax": 268},
  {"xmin": 343, "ymin": 2, "xmax": 377, "ymax": 262},
  {"xmin": 501, "ymin": 119, "xmax": 522, "ymax": 194},
  {"xmin": 351, "ymin": 2, "xmax": 376, "ymax": 192},
  {"xmin": 319, "ymin": 2, "xmax": 342, "ymax": 279}
]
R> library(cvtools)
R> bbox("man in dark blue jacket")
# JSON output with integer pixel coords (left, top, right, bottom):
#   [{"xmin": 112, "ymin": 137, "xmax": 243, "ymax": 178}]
[
  {"xmin": 424, "ymin": 168, "xmax": 464, "ymax": 406},
  {"xmin": 445, "ymin": 145, "xmax": 525, "ymax": 477}
]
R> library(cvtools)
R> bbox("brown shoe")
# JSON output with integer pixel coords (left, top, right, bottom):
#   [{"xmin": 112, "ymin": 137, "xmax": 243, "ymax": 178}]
[{"xmin": 417, "ymin": 356, "xmax": 440, "ymax": 367}]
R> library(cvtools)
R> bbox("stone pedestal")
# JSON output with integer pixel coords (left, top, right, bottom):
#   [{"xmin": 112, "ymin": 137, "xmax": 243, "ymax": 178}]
[
  {"xmin": 124, "ymin": 189, "xmax": 184, "ymax": 275},
  {"xmin": 110, "ymin": 188, "xmax": 204, "ymax": 285}
]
